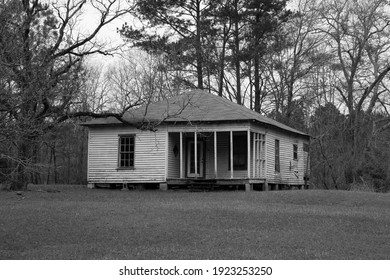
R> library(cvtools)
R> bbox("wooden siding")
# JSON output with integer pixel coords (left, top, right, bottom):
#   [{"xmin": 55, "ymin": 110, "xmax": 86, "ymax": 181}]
[
  {"xmin": 88, "ymin": 127, "xmax": 166, "ymax": 184},
  {"xmin": 167, "ymin": 123, "xmax": 250, "ymax": 133},
  {"xmin": 261, "ymin": 127, "xmax": 308, "ymax": 185}
]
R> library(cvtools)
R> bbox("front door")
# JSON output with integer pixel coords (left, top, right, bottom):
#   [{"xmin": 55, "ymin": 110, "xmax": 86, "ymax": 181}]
[{"xmin": 187, "ymin": 140, "xmax": 204, "ymax": 178}]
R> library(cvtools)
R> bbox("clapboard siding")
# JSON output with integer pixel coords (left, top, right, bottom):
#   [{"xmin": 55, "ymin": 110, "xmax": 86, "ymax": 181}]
[
  {"xmin": 264, "ymin": 129, "xmax": 308, "ymax": 185},
  {"xmin": 88, "ymin": 127, "xmax": 166, "ymax": 183},
  {"xmin": 167, "ymin": 123, "xmax": 249, "ymax": 133}
]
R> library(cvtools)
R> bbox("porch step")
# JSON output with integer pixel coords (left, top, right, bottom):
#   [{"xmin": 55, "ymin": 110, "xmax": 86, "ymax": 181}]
[{"xmin": 188, "ymin": 179, "xmax": 217, "ymax": 192}]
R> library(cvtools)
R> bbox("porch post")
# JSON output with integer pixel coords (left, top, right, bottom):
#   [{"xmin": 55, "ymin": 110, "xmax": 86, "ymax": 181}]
[
  {"xmin": 165, "ymin": 129, "xmax": 169, "ymax": 181},
  {"xmin": 247, "ymin": 129, "xmax": 251, "ymax": 179},
  {"xmin": 257, "ymin": 135, "xmax": 261, "ymax": 176},
  {"xmin": 264, "ymin": 133, "xmax": 268, "ymax": 179},
  {"xmin": 230, "ymin": 131, "xmax": 233, "ymax": 179},
  {"xmin": 214, "ymin": 131, "xmax": 218, "ymax": 178},
  {"xmin": 252, "ymin": 133, "xmax": 256, "ymax": 178},
  {"xmin": 194, "ymin": 131, "xmax": 198, "ymax": 178},
  {"xmin": 180, "ymin": 132, "xmax": 184, "ymax": 179}
]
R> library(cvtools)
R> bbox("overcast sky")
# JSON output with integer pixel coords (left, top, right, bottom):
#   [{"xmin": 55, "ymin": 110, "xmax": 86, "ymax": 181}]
[{"xmin": 77, "ymin": 1, "xmax": 134, "ymax": 66}]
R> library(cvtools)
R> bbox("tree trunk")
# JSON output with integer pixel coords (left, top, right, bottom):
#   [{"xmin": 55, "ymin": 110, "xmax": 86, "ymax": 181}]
[
  {"xmin": 47, "ymin": 144, "xmax": 53, "ymax": 184},
  {"xmin": 53, "ymin": 141, "xmax": 58, "ymax": 184},
  {"xmin": 12, "ymin": 139, "xmax": 29, "ymax": 190},
  {"xmin": 196, "ymin": 1, "xmax": 203, "ymax": 89},
  {"xmin": 234, "ymin": 0, "xmax": 241, "ymax": 104},
  {"xmin": 218, "ymin": 25, "xmax": 228, "ymax": 97},
  {"xmin": 285, "ymin": 79, "xmax": 294, "ymax": 125},
  {"xmin": 248, "ymin": 61, "xmax": 253, "ymax": 110},
  {"xmin": 254, "ymin": 56, "xmax": 261, "ymax": 112},
  {"xmin": 31, "ymin": 141, "xmax": 40, "ymax": 184},
  {"xmin": 67, "ymin": 143, "xmax": 71, "ymax": 184}
]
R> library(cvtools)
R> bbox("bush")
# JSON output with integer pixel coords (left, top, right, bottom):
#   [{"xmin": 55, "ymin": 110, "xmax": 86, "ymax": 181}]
[
  {"xmin": 356, "ymin": 148, "xmax": 390, "ymax": 192},
  {"xmin": 348, "ymin": 181, "xmax": 375, "ymax": 192}
]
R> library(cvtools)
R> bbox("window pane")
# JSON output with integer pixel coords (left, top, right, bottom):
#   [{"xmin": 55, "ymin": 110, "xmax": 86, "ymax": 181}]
[
  {"xmin": 229, "ymin": 134, "xmax": 248, "ymax": 170},
  {"xmin": 119, "ymin": 136, "xmax": 135, "ymax": 168},
  {"xmin": 275, "ymin": 139, "xmax": 280, "ymax": 172},
  {"xmin": 293, "ymin": 144, "xmax": 298, "ymax": 160}
]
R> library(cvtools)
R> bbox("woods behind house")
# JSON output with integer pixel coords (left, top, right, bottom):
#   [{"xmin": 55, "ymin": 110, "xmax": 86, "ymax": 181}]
[{"xmin": 1, "ymin": 0, "xmax": 390, "ymax": 192}]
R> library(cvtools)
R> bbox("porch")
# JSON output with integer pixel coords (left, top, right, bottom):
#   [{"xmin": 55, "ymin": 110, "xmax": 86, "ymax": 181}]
[
  {"xmin": 166, "ymin": 178, "xmax": 268, "ymax": 191},
  {"xmin": 165, "ymin": 128, "xmax": 267, "ymax": 190}
]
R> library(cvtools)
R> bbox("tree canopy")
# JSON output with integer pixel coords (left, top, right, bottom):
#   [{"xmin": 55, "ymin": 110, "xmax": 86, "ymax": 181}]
[{"xmin": 0, "ymin": 0, "xmax": 135, "ymax": 189}]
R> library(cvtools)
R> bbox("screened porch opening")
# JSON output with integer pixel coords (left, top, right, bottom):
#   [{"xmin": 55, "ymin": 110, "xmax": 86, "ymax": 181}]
[{"xmin": 167, "ymin": 130, "xmax": 266, "ymax": 181}]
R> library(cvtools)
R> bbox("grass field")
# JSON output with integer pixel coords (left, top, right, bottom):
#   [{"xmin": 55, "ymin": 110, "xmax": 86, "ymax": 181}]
[{"xmin": 0, "ymin": 186, "xmax": 389, "ymax": 259}]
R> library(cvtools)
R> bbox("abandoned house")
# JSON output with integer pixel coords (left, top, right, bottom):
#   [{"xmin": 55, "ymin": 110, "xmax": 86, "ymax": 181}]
[{"xmin": 83, "ymin": 89, "xmax": 310, "ymax": 191}]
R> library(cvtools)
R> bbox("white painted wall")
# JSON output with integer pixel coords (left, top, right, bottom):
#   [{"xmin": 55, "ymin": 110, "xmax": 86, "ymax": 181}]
[
  {"xmin": 264, "ymin": 128, "xmax": 309, "ymax": 185},
  {"xmin": 88, "ymin": 126, "xmax": 166, "ymax": 184}
]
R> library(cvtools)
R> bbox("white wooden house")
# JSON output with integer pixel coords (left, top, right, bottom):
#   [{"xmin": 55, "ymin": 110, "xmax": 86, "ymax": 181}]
[{"xmin": 83, "ymin": 90, "xmax": 310, "ymax": 191}]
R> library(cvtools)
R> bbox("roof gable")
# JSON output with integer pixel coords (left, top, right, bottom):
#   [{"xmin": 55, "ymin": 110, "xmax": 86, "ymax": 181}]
[{"xmin": 84, "ymin": 89, "xmax": 308, "ymax": 137}]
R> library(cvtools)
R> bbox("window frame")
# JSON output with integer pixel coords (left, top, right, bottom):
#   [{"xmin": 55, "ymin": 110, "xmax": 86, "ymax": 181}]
[
  {"xmin": 293, "ymin": 143, "xmax": 298, "ymax": 161},
  {"xmin": 275, "ymin": 139, "xmax": 280, "ymax": 173},
  {"xmin": 117, "ymin": 134, "xmax": 135, "ymax": 169}
]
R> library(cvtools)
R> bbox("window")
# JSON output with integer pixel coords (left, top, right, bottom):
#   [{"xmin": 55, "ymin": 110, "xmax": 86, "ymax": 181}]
[
  {"xmin": 293, "ymin": 144, "xmax": 298, "ymax": 161},
  {"xmin": 118, "ymin": 135, "xmax": 135, "ymax": 168},
  {"xmin": 229, "ymin": 133, "xmax": 248, "ymax": 170},
  {"xmin": 275, "ymin": 139, "xmax": 280, "ymax": 172}
]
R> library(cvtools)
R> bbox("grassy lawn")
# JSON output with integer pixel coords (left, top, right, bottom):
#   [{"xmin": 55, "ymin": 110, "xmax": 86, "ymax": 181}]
[{"xmin": 0, "ymin": 186, "xmax": 389, "ymax": 259}]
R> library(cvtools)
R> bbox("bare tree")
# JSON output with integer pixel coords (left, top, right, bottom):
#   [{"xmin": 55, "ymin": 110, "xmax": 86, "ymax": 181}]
[
  {"xmin": 0, "ymin": 0, "xmax": 136, "ymax": 189},
  {"xmin": 317, "ymin": 0, "xmax": 390, "ymax": 183},
  {"xmin": 261, "ymin": 0, "xmax": 327, "ymax": 126}
]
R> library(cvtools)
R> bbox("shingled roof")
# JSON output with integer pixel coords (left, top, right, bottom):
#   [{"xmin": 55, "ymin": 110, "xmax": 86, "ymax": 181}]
[{"xmin": 84, "ymin": 89, "xmax": 308, "ymax": 137}]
